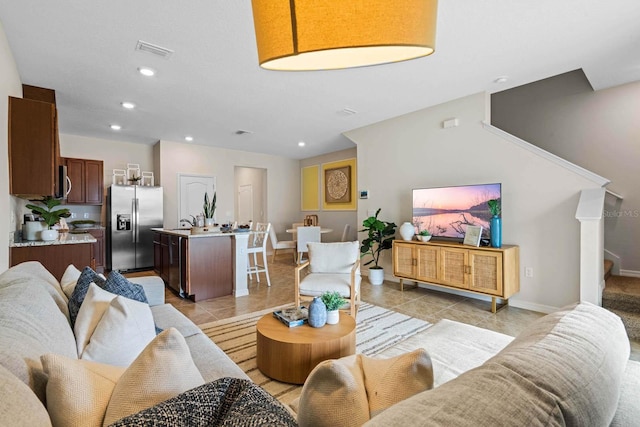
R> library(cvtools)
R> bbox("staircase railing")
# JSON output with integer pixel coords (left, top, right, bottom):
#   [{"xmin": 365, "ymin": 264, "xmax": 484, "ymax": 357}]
[{"xmin": 575, "ymin": 188, "xmax": 606, "ymax": 305}]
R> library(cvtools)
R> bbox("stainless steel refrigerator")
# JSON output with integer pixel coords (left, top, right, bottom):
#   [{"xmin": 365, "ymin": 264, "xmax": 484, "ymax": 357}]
[{"xmin": 107, "ymin": 185, "xmax": 163, "ymax": 272}]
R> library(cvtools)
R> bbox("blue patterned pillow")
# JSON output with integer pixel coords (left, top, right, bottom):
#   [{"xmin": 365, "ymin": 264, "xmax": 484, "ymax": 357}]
[
  {"xmin": 103, "ymin": 271, "xmax": 149, "ymax": 305},
  {"xmin": 68, "ymin": 267, "xmax": 106, "ymax": 328}
]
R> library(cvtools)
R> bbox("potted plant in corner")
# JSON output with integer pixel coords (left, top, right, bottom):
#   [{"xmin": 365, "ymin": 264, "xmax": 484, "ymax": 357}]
[
  {"xmin": 360, "ymin": 208, "xmax": 397, "ymax": 285},
  {"xmin": 487, "ymin": 198, "xmax": 501, "ymax": 248},
  {"xmin": 321, "ymin": 291, "xmax": 346, "ymax": 325},
  {"xmin": 203, "ymin": 191, "xmax": 217, "ymax": 228},
  {"xmin": 26, "ymin": 196, "xmax": 71, "ymax": 241}
]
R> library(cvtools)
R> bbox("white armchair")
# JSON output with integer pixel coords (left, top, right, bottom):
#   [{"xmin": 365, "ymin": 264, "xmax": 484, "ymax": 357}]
[{"xmin": 295, "ymin": 241, "xmax": 361, "ymax": 317}]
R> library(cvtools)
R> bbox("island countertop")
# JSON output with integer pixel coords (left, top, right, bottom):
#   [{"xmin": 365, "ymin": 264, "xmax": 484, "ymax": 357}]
[{"xmin": 151, "ymin": 228, "xmax": 252, "ymax": 239}]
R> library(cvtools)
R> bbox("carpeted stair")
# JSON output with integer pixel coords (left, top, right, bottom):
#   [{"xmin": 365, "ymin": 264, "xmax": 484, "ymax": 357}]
[{"xmin": 603, "ymin": 274, "xmax": 640, "ymax": 341}]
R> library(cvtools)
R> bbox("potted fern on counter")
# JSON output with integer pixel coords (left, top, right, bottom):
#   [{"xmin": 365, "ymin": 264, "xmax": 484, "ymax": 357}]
[
  {"xmin": 360, "ymin": 208, "xmax": 397, "ymax": 285},
  {"xmin": 25, "ymin": 196, "xmax": 71, "ymax": 241}
]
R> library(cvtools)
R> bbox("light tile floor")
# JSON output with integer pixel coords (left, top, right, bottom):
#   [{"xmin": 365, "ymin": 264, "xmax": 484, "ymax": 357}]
[{"xmin": 131, "ymin": 255, "xmax": 640, "ymax": 361}]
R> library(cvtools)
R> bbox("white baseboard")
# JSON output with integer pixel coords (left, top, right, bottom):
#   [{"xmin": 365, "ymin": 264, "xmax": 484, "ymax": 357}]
[{"xmin": 621, "ymin": 269, "xmax": 640, "ymax": 278}]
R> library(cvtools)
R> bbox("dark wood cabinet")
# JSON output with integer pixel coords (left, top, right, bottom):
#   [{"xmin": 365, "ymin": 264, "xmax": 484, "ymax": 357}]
[
  {"xmin": 10, "ymin": 243, "xmax": 94, "ymax": 282},
  {"xmin": 153, "ymin": 231, "xmax": 233, "ymax": 301},
  {"xmin": 63, "ymin": 158, "xmax": 104, "ymax": 205},
  {"xmin": 87, "ymin": 229, "xmax": 105, "ymax": 273},
  {"xmin": 8, "ymin": 96, "xmax": 61, "ymax": 198}
]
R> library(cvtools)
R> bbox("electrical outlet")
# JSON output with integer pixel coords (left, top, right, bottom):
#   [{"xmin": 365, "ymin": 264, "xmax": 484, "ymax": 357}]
[
  {"xmin": 83, "ymin": 213, "xmax": 89, "ymax": 219},
  {"xmin": 525, "ymin": 267, "xmax": 533, "ymax": 278},
  {"xmin": 71, "ymin": 212, "xmax": 77, "ymax": 219}
]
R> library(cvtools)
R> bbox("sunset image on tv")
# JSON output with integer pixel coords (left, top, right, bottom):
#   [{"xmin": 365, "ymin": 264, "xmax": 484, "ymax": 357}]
[{"xmin": 412, "ymin": 183, "xmax": 501, "ymax": 239}]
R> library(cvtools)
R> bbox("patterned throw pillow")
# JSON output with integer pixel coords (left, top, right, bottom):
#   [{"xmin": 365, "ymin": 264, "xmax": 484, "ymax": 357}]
[
  {"xmin": 103, "ymin": 271, "xmax": 149, "ymax": 305},
  {"xmin": 108, "ymin": 378, "xmax": 298, "ymax": 427},
  {"xmin": 68, "ymin": 267, "xmax": 107, "ymax": 328}
]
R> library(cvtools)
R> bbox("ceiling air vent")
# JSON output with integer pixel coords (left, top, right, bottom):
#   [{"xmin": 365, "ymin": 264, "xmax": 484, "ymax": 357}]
[{"xmin": 135, "ymin": 40, "xmax": 174, "ymax": 59}]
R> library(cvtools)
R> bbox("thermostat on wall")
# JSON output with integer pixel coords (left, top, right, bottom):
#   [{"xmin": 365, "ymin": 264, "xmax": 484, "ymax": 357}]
[{"xmin": 359, "ymin": 190, "xmax": 369, "ymax": 199}]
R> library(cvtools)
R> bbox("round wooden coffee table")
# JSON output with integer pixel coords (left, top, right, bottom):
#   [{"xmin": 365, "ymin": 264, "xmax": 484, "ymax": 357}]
[{"xmin": 256, "ymin": 312, "xmax": 356, "ymax": 384}]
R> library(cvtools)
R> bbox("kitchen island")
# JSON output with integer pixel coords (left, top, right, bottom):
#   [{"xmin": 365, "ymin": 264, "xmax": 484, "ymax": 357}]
[{"xmin": 152, "ymin": 228, "xmax": 250, "ymax": 301}]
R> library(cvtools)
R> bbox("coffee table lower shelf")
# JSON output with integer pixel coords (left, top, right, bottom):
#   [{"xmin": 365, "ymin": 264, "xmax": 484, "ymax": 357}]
[{"xmin": 256, "ymin": 312, "xmax": 356, "ymax": 384}]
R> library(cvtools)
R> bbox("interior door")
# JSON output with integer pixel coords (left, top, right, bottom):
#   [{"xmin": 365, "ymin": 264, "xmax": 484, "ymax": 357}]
[
  {"xmin": 178, "ymin": 175, "xmax": 215, "ymax": 226},
  {"xmin": 237, "ymin": 184, "xmax": 253, "ymax": 224}
]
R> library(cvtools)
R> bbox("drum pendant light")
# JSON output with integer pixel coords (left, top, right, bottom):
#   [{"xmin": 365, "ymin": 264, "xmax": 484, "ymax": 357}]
[{"xmin": 251, "ymin": 0, "xmax": 438, "ymax": 71}]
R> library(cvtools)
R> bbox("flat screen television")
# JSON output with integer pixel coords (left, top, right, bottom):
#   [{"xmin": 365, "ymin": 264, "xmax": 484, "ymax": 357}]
[{"xmin": 412, "ymin": 183, "xmax": 501, "ymax": 243}]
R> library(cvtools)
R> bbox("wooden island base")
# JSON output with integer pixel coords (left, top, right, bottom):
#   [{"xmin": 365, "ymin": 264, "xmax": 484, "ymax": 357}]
[{"xmin": 256, "ymin": 312, "xmax": 356, "ymax": 384}]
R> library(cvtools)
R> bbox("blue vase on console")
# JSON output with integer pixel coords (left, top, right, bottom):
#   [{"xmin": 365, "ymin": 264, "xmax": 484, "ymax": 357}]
[
  {"xmin": 490, "ymin": 216, "xmax": 502, "ymax": 248},
  {"xmin": 308, "ymin": 297, "xmax": 327, "ymax": 328}
]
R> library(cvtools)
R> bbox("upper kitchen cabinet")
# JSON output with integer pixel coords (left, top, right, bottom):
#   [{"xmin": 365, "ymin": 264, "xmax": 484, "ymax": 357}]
[
  {"xmin": 8, "ymin": 85, "xmax": 62, "ymax": 199},
  {"xmin": 63, "ymin": 157, "xmax": 104, "ymax": 205}
]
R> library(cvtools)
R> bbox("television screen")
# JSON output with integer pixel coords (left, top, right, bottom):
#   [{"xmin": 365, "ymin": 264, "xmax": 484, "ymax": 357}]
[{"xmin": 412, "ymin": 183, "xmax": 501, "ymax": 242}]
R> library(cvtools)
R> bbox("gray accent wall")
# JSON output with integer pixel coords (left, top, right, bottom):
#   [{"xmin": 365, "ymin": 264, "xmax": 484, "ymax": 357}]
[{"xmin": 492, "ymin": 70, "xmax": 640, "ymax": 275}]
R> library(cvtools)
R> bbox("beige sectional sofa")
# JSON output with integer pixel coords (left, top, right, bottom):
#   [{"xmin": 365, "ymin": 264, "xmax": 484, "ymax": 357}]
[
  {"xmin": 0, "ymin": 261, "xmax": 248, "ymax": 426},
  {"xmin": 1, "ymin": 260, "xmax": 638, "ymax": 426}
]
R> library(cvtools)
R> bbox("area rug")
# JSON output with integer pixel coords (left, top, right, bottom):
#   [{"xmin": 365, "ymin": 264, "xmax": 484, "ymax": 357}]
[{"xmin": 197, "ymin": 302, "xmax": 432, "ymax": 406}]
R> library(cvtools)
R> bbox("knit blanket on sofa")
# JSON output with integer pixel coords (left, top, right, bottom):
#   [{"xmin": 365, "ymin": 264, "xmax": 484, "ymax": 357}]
[{"xmin": 109, "ymin": 378, "xmax": 298, "ymax": 427}]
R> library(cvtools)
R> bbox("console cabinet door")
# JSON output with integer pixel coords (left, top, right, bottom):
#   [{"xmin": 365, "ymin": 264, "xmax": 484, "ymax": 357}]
[
  {"xmin": 469, "ymin": 250, "xmax": 503, "ymax": 296},
  {"xmin": 392, "ymin": 242, "xmax": 415, "ymax": 278},
  {"xmin": 415, "ymin": 245, "xmax": 440, "ymax": 283},
  {"xmin": 439, "ymin": 247, "xmax": 468, "ymax": 289}
]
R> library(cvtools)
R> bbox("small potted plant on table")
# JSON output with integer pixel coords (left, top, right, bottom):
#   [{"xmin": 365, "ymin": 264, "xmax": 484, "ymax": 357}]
[
  {"xmin": 417, "ymin": 229, "xmax": 432, "ymax": 242},
  {"xmin": 321, "ymin": 291, "xmax": 346, "ymax": 325}
]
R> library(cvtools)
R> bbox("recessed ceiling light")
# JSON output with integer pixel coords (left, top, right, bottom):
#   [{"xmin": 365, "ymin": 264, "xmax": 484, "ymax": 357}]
[
  {"xmin": 121, "ymin": 102, "xmax": 135, "ymax": 109},
  {"xmin": 185, "ymin": 136, "xmax": 194, "ymax": 142},
  {"xmin": 138, "ymin": 67, "xmax": 155, "ymax": 77},
  {"xmin": 298, "ymin": 141, "xmax": 306, "ymax": 147},
  {"xmin": 494, "ymin": 76, "xmax": 509, "ymax": 84},
  {"xmin": 110, "ymin": 124, "xmax": 121, "ymax": 131}
]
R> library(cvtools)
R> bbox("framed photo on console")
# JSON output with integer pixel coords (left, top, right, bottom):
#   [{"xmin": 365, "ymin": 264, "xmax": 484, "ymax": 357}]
[{"xmin": 463, "ymin": 225, "xmax": 483, "ymax": 247}]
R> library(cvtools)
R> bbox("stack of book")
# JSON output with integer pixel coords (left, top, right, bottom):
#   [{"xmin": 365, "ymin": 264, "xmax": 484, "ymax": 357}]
[{"xmin": 273, "ymin": 306, "xmax": 308, "ymax": 327}]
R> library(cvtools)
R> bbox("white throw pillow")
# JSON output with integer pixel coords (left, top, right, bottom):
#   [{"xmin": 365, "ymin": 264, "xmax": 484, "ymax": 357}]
[
  {"xmin": 74, "ymin": 282, "xmax": 116, "ymax": 356},
  {"xmin": 42, "ymin": 328, "xmax": 204, "ymax": 427},
  {"xmin": 61, "ymin": 264, "xmax": 82, "ymax": 298},
  {"xmin": 104, "ymin": 328, "xmax": 205, "ymax": 425},
  {"xmin": 78, "ymin": 284, "xmax": 157, "ymax": 366}
]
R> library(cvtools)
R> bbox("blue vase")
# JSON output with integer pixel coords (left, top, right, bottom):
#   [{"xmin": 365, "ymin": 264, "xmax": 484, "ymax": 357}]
[
  {"xmin": 490, "ymin": 216, "xmax": 502, "ymax": 248},
  {"xmin": 308, "ymin": 297, "xmax": 327, "ymax": 328}
]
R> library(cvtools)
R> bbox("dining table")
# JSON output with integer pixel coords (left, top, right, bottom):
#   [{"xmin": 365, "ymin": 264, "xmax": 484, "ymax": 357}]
[{"xmin": 285, "ymin": 227, "xmax": 333, "ymax": 234}]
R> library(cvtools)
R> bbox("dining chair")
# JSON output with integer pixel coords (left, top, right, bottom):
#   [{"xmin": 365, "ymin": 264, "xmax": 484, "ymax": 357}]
[
  {"xmin": 269, "ymin": 226, "xmax": 296, "ymax": 263},
  {"xmin": 247, "ymin": 222, "xmax": 271, "ymax": 286},
  {"xmin": 296, "ymin": 226, "xmax": 321, "ymax": 264},
  {"xmin": 341, "ymin": 224, "xmax": 352, "ymax": 242},
  {"xmin": 295, "ymin": 241, "xmax": 361, "ymax": 317}
]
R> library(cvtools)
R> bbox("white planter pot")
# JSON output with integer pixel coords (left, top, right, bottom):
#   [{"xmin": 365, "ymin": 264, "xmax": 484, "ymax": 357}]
[
  {"xmin": 40, "ymin": 229, "xmax": 58, "ymax": 241},
  {"xmin": 368, "ymin": 268, "xmax": 385, "ymax": 285},
  {"xmin": 399, "ymin": 222, "xmax": 415, "ymax": 241},
  {"xmin": 326, "ymin": 310, "xmax": 340, "ymax": 325},
  {"xmin": 204, "ymin": 217, "xmax": 215, "ymax": 227}
]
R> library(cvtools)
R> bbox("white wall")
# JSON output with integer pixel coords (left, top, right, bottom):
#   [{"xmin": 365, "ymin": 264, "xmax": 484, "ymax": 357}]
[
  {"xmin": 156, "ymin": 140, "xmax": 300, "ymax": 232},
  {"xmin": 492, "ymin": 71, "xmax": 640, "ymax": 275},
  {"xmin": 1, "ymin": 21, "xmax": 23, "ymax": 271},
  {"xmin": 345, "ymin": 92, "xmax": 602, "ymax": 313}
]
